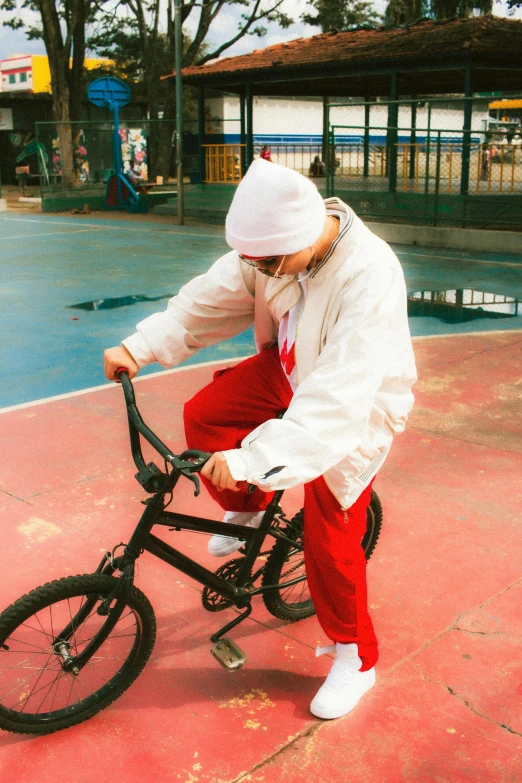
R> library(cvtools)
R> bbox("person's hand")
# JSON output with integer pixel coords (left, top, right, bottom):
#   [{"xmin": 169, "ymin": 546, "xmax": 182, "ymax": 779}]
[
  {"xmin": 200, "ymin": 452, "xmax": 240, "ymax": 492},
  {"xmin": 104, "ymin": 345, "xmax": 139, "ymax": 381}
]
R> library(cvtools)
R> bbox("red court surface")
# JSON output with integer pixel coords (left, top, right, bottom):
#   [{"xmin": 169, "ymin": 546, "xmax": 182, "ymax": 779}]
[{"xmin": 0, "ymin": 331, "xmax": 521, "ymax": 783}]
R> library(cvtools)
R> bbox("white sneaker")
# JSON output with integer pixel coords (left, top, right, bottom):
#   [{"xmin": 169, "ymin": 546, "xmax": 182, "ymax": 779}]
[
  {"xmin": 208, "ymin": 510, "xmax": 265, "ymax": 557},
  {"xmin": 310, "ymin": 642, "xmax": 376, "ymax": 720}
]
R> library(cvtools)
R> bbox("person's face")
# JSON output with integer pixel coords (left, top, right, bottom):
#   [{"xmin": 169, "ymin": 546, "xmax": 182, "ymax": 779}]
[{"xmin": 239, "ymin": 246, "xmax": 315, "ymax": 278}]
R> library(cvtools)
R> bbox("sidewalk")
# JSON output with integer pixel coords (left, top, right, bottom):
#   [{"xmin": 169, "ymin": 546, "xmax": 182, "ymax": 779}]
[{"xmin": 0, "ymin": 331, "xmax": 521, "ymax": 783}]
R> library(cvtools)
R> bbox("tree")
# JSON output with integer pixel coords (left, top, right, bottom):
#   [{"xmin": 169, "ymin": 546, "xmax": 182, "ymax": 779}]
[
  {"xmin": 1, "ymin": 0, "xmax": 96, "ymax": 186},
  {"xmin": 429, "ymin": 0, "xmax": 493, "ymax": 17},
  {"xmin": 384, "ymin": 0, "xmax": 493, "ymax": 26},
  {"xmin": 384, "ymin": 0, "xmax": 425, "ymax": 26},
  {"xmin": 301, "ymin": 0, "xmax": 382, "ymax": 32},
  {"xmin": 89, "ymin": 0, "xmax": 295, "ymax": 178}
]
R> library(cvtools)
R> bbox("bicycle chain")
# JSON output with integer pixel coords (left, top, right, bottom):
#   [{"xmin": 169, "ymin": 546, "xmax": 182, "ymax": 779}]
[{"xmin": 201, "ymin": 512, "xmax": 304, "ymax": 612}]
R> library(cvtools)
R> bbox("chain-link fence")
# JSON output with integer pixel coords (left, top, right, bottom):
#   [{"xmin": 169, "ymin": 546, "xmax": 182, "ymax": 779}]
[
  {"xmin": 326, "ymin": 96, "xmax": 522, "ymax": 197},
  {"xmin": 33, "ymin": 118, "xmax": 200, "ymax": 195}
]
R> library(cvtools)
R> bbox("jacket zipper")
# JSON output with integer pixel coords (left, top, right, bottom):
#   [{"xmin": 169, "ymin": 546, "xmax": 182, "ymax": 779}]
[{"xmin": 293, "ymin": 280, "xmax": 311, "ymax": 388}]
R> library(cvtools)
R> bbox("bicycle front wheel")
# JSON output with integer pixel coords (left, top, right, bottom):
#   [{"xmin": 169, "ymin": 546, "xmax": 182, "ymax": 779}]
[{"xmin": 0, "ymin": 573, "xmax": 156, "ymax": 735}]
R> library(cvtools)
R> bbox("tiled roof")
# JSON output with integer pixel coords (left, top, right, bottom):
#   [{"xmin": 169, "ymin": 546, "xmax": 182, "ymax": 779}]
[{"xmin": 174, "ymin": 15, "xmax": 522, "ymax": 83}]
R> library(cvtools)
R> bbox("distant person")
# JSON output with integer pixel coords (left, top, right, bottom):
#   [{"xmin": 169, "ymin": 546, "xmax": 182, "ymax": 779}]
[
  {"xmin": 260, "ymin": 145, "xmax": 272, "ymax": 161},
  {"xmin": 310, "ymin": 155, "xmax": 326, "ymax": 177},
  {"xmin": 480, "ymin": 143, "xmax": 491, "ymax": 181},
  {"xmin": 127, "ymin": 161, "xmax": 145, "ymax": 186}
]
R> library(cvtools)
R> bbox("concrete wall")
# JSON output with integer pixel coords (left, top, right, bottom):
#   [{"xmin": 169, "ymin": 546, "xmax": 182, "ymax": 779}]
[
  {"xmin": 205, "ymin": 94, "xmax": 490, "ymax": 142},
  {"xmin": 368, "ymin": 221, "xmax": 522, "ymax": 254}
]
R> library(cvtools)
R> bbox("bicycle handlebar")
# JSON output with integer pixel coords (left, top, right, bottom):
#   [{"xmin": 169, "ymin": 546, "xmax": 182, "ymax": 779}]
[
  {"xmin": 115, "ymin": 368, "xmax": 257, "ymax": 495},
  {"xmin": 116, "ymin": 367, "xmax": 210, "ymax": 473}
]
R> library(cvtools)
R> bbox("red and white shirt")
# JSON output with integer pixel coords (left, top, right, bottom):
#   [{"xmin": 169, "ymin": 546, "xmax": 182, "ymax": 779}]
[
  {"xmin": 278, "ymin": 275, "xmax": 307, "ymax": 391},
  {"xmin": 278, "ymin": 209, "xmax": 345, "ymax": 390}
]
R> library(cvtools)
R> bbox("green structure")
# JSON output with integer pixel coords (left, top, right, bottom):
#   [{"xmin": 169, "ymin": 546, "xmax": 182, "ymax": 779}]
[{"xmin": 170, "ymin": 15, "xmax": 522, "ymax": 229}]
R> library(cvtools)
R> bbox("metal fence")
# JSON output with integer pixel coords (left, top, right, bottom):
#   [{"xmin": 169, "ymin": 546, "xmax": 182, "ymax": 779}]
[
  {"xmin": 203, "ymin": 143, "xmax": 244, "ymax": 183},
  {"xmin": 326, "ymin": 96, "xmax": 522, "ymax": 197},
  {"xmin": 31, "ymin": 119, "xmax": 200, "ymax": 195}
]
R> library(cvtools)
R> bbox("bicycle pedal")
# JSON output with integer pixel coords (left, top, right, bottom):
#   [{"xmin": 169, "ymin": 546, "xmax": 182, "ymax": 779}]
[{"xmin": 210, "ymin": 638, "xmax": 247, "ymax": 671}]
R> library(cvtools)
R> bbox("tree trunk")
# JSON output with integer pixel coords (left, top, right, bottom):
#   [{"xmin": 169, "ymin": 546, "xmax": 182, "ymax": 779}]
[
  {"xmin": 155, "ymin": 84, "xmax": 177, "ymax": 181},
  {"xmin": 37, "ymin": 0, "xmax": 78, "ymax": 188}
]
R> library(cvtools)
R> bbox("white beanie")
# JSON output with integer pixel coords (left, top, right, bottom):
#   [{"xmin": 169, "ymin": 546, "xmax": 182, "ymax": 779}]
[{"xmin": 226, "ymin": 159, "xmax": 326, "ymax": 256}]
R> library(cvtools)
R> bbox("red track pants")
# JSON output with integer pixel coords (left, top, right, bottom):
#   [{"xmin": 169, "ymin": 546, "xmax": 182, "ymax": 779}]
[{"xmin": 183, "ymin": 345, "xmax": 378, "ymax": 670}]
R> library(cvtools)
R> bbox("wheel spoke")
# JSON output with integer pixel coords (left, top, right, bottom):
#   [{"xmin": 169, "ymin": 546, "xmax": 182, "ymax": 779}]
[
  {"xmin": 75, "ymin": 617, "xmax": 137, "ymax": 648},
  {"xmin": 0, "ymin": 575, "xmax": 153, "ymax": 731},
  {"xmin": 0, "ymin": 657, "xmax": 60, "ymax": 701},
  {"xmin": 32, "ymin": 613, "xmax": 54, "ymax": 646},
  {"xmin": 19, "ymin": 622, "xmax": 54, "ymax": 645},
  {"xmin": 18, "ymin": 651, "xmax": 58, "ymax": 714}
]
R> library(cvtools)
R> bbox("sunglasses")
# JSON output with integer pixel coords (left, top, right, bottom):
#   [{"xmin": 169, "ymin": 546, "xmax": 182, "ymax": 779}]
[{"xmin": 238, "ymin": 254, "xmax": 285, "ymax": 278}]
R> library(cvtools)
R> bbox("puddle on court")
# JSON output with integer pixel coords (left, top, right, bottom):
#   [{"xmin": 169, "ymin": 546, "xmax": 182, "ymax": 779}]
[
  {"xmin": 68, "ymin": 294, "xmax": 174, "ymax": 311},
  {"xmin": 408, "ymin": 289, "xmax": 520, "ymax": 324}
]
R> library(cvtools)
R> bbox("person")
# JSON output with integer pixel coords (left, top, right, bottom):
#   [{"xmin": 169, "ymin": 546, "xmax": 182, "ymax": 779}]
[
  {"xmin": 126, "ymin": 160, "xmax": 145, "ymax": 187},
  {"xmin": 260, "ymin": 145, "xmax": 272, "ymax": 161},
  {"xmin": 480, "ymin": 143, "xmax": 491, "ymax": 181},
  {"xmin": 309, "ymin": 155, "xmax": 326, "ymax": 177},
  {"xmin": 104, "ymin": 159, "xmax": 417, "ymax": 721}
]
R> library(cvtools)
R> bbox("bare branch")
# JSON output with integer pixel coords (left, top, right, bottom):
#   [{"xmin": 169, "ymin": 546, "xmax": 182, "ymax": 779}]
[{"xmin": 195, "ymin": 0, "xmax": 288, "ymax": 65}]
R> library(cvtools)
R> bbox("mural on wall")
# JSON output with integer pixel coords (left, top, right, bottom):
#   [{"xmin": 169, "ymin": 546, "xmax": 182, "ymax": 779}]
[
  {"xmin": 19, "ymin": 125, "xmax": 149, "ymax": 183},
  {"xmin": 120, "ymin": 128, "xmax": 148, "ymax": 180}
]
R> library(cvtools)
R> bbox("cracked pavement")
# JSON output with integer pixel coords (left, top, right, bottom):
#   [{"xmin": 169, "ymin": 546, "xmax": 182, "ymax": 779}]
[{"xmin": 0, "ymin": 332, "xmax": 521, "ymax": 783}]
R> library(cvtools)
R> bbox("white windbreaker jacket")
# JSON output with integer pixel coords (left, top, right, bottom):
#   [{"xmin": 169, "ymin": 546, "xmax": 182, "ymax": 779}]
[{"xmin": 123, "ymin": 198, "xmax": 417, "ymax": 510}]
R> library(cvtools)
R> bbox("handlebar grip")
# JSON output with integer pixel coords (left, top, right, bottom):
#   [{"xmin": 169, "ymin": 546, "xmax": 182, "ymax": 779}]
[
  {"xmin": 237, "ymin": 481, "xmax": 258, "ymax": 494},
  {"xmin": 115, "ymin": 368, "xmax": 136, "ymax": 408}
]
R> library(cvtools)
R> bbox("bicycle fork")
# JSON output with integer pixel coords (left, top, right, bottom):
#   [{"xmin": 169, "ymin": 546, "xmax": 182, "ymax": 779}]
[{"xmin": 51, "ymin": 555, "xmax": 136, "ymax": 675}]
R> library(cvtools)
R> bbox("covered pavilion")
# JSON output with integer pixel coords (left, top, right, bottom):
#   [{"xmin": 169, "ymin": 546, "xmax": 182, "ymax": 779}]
[{"xmin": 163, "ymin": 15, "xmax": 522, "ymax": 229}]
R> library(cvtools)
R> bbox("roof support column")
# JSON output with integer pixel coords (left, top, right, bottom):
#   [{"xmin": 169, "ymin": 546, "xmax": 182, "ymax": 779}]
[
  {"xmin": 409, "ymin": 99, "xmax": 417, "ymax": 181},
  {"xmin": 388, "ymin": 72, "xmax": 399, "ymax": 193},
  {"xmin": 363, "ymin": 99, "xmax": 371, "ymax": 178},
  {"xmin": 245, "ymin": 83, "xmax": 254, "ymax": 168},
  {"xmin": 240, "ymin": 88, "xmax": 247, "ymax": 176},
  {"xmin": 460, "ymin": 65, "xmax": 473, "ymax": 196},
  {"xmin": 322, "ymin": 96, "xmax": 329, "ymax": 164},
  {"xmin": 197, "ymin": 85, "xmax": 205, "ymax": 184}
]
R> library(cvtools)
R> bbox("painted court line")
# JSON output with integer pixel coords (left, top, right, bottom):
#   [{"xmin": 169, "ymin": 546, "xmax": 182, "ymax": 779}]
[
  {"xmin": 397, "ymin": 248, "xmax": 522, "ymax": 268},
  {"xmin": 2, "ymin": 329, "xmax": 520, "ymax": 416},
  {"xmin": 0, "ymin": 215, "xmax": 224, "ymax": 240},
  {"xmin": 1, "ymin": 216, "xmax": 519, "ymax": 268},
  {"xmin": 2, "ymin": 228, "xmax": 103, "ymax": 241},
  {"xmin": 0, "ymin": 355, "xmax": 249, "ymax": 415}
]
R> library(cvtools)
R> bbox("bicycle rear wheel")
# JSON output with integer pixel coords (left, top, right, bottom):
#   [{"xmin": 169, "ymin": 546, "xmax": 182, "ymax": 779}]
[
  {"xmin": 0, "ymin": 573, "xmax": 156, "ymax": 735},
  {"xmin": 261, "ymin": 490, "xmax": 383, "ymax": 622},
  {"xmin": 262, "ymin": 511, "xmax": 312, "ymax": 621}
]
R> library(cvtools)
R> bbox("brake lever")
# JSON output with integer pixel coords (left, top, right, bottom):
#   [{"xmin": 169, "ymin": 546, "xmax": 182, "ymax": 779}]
[
  {"xmin": 183, "ymin": 471, "xmax": 201, "ymax": 497},
  {"xmin": 169, "ymin": 453, "xmax": 210, "ymax": 497}
]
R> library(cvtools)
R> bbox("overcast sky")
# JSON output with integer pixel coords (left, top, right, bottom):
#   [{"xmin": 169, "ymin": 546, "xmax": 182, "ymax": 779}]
[{"xmin": 0, "ymin": 0, "xmax": 520, "ymax": 62}]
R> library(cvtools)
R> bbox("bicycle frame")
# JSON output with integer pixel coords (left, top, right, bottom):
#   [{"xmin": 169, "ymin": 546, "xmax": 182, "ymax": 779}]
[{"xmin": 55, "ymin": 370, "xmax": 306, "ymax": 671}]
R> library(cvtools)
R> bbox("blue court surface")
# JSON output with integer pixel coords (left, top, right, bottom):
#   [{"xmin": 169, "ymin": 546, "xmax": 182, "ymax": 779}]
[{"xmin": 1, "ymin": 212, "xmax": 521, "ymax": 407}]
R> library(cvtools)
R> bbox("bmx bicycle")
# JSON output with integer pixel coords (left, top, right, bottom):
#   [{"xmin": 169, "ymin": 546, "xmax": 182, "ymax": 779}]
[{"xmin": 0, "ymin": 369, "xmax": 383, "ymax": 735}]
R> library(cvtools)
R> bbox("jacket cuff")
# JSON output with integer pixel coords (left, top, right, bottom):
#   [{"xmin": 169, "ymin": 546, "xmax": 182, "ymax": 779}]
[
  {"xmin": 122, "ymin": 333, "xmax": 156, "ymax": 368},
  {"xmin": 222, "ymin": 448, "xmax": 257, "ymax": 482}
]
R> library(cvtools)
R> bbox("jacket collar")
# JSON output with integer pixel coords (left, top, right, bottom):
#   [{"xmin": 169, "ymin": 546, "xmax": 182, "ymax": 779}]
[
  {"xmin": 263, "ymin": 198, "xmax": 357, "ymax": 321},
  {"xmin": 308, "ymin": 198, "xmax": 356, "ymax": 280}
]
